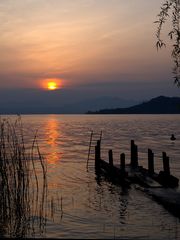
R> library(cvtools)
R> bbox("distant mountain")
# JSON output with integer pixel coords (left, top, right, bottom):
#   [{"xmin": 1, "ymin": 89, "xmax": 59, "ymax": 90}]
[
  {"xmin": 60, "ymin": 96, "xmax": 138, "ymax": 114},
  {"xmin": 0, "ymin": 89, "xmax": 137, "ymax": 114},
  {"xmin": 87, "ymin": 96, "xmax": 180, "ymax": 114}
]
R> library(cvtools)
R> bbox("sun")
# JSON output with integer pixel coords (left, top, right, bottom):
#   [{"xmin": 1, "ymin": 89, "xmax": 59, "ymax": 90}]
[
  {"xmin": 48, "ymin": 81, "xmax": 58, "ymax": 90},
  {"xmin": 40, "ymin": 78, "xmax": 62, "ymax": 91}
]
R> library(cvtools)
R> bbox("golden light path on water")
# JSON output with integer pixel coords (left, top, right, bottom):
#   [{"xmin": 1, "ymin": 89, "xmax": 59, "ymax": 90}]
[{"xmin": 46, "ymin": 118, "xmax": 61, "ymax": 164}]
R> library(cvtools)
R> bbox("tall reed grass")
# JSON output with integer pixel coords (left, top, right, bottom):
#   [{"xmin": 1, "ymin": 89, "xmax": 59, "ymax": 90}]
[{"xmin": 0, "ymin": 117, "xmax": 48, "ymax": 238}]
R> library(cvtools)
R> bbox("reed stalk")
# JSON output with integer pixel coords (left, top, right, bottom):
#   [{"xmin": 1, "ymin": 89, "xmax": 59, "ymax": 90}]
[{"xmin": 0, "ymin": 117, "xmax": 48, "ymax": 238}]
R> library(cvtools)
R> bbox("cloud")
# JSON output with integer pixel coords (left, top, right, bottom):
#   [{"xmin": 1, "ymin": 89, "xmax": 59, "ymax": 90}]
[{"xmin": 0, "ymin": 0, "xmax": 174, "ymax": 92}]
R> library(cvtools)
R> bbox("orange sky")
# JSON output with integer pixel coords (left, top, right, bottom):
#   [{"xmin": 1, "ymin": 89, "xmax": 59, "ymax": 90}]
[{"xmin": 0, "ymin": 0, "xmax": 175, "ymax": 91}]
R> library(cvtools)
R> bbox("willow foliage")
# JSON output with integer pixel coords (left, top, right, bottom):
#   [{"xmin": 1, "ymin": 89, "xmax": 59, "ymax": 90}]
[{"xmin": 155, "ymin": 0, "xmax": 180, "ymax": 86}]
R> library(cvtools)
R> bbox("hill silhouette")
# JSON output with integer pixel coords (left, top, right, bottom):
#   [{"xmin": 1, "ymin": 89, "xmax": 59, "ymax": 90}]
[
  {"xmin": 87, "ymin": 96, "xmax": 180, "ymax": 114},
  {"xmin": 0, "ymin": 89, "xmax": 137, "ymax": 114}
]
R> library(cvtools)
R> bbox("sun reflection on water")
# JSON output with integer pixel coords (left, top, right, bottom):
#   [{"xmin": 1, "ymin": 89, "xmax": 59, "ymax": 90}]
[{"xmin": 46, "ymin": 117, "xmax": 62, "ymax": 165}]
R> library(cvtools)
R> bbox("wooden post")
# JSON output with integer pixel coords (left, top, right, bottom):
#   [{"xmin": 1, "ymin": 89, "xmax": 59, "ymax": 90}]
[
  {"xmin": 134, "ymin": 144, "xmax": 138, "ymax": 168},
  {"xmin": 148, "ymin": 149, "xmax": 154, "ymax": 174},
  {"xmin": 95, "ymin": 140, "xmax": 101, "ymax": 169},
  {"xmin": 131, "ymin": 140, "xmax": 138, "ymax": 168},
  {"xmin": 130, "ymin": 140, "xmax": 135, "ymax": 166},
  {"xmin": 97, "ymin": 140, "xmax": 101, "ymax": 160},
  {"xmin": 120, "ymin": 153, "xmax": 125, "ymax": 173},
  {"xmin": 162, "ymin": 152, "xmax": 170, "ymax": 175},
  {"xmin": 109, "ymin": 149, "xmax": 113, "ymax": 167},
  {"xmin": 95, "ymin": 145, "xmax": 98, "ymax": 168}
]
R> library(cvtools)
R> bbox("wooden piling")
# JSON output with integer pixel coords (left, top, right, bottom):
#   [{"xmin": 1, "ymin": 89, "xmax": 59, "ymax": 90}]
[
  {"xmin": 130, "ymin": 140, "xmax": 134, "ymax": 166},
  {"xmin": 148, "ymin": 149, "xmax": 154, "ymax": 174},
  {"xmin": 95, "ymin": 146, "xmax": 98, "ymax": 168},
  {"xmin": 162, "ymin": 152, "xmax": 170, "ymax": 175},
  {"xmin": 131, "ymin": 140, "xmax": 138, "ymax": 168},
  {"xmin": 157, "ymin": 152, "xmax": 178, "ymax": 187},
  {"xmin": 120, "ymin": 153, "xmax": 125, "ymax": 173},
  {"xmin": 95, "ymin": 140, "xmax": 101, "ymax": 169},
  {"xmin": 94, "ymin": 139, "xmax": 179, "ymax": 189},
  {"xmin": 108, "ymin": 149, "xmax": 113, "ymax": 167},
  {"xmin": 134, "ymin": 144, "xmax": 138, "ymax": 167},
  {"xmin": 97, "ymin": 140, "xmax": 101, "ymax": 159}
]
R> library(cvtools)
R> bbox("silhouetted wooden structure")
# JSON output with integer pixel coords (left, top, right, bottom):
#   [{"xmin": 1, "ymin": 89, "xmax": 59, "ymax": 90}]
[
  {"xmin": 94, "ymin": 139, "xmax": 180, "ymax": 217},
  {"xmin": 87, "ymin": 130, "xmax": 102, "ymax": 170}
]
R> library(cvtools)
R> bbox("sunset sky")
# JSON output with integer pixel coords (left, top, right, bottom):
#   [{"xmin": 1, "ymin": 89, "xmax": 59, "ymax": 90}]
[{"xmin": 0, "ymin": 0, "xmax": 179, "ymax": 110}]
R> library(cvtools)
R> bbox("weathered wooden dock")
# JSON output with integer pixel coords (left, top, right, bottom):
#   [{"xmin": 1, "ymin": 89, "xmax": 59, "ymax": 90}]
[{"xmin": 94, "ymin": 139, "xmax": 180, "ymax": 218}]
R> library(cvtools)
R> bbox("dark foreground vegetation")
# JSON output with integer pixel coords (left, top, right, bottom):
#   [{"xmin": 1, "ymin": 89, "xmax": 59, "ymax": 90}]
[{"xmin": 0, "ymin": 117, "xmax": 47, "ymax": 238}]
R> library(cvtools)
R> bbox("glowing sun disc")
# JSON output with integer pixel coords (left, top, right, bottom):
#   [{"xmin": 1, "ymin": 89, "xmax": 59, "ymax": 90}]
[
  {"xmin": 40, "ymin": 78, "xmax": 62, "ymax": 90},
  {"xmin": 48, "ymin": 81, "xmax": 58, "ymax": 90}
]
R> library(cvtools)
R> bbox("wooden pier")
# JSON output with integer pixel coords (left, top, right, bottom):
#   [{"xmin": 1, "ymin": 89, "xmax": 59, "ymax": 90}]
[{"xmin": 94, "ymin": 139, "xmax": 180, "ymax": 218}]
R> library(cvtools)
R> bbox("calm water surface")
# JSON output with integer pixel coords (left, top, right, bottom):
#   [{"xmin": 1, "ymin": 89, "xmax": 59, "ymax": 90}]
[{"xmin": 12, "ymin": 115, "xmax": 180, "ymax": 238}]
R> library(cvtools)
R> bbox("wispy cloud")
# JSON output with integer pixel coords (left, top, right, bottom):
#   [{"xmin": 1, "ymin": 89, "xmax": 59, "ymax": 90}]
[{"xmin": 0, "ymin": 0, "xmax": 172, "ymax": 93}]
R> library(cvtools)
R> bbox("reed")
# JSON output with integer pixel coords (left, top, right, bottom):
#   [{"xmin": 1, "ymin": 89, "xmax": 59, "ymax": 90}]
[{"xmin": 0, "ymin": 117, "xmax": 48, "ymax": 238}]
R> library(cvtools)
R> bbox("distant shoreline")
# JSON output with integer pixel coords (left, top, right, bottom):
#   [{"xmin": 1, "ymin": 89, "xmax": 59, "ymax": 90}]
[
  {"xmin": 87, "ymin": 96, "xmax": 180, "ymax": 115},
  {"xmin": 0, "ymin": 96, "xmax": 180, "ymax": 115},
  {"xmin": 0, "ymin": 113, "xmax": 180, "ymax": 116}
]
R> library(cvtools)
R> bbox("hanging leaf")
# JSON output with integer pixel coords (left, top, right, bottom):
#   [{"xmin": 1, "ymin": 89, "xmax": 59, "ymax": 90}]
[{"xmin": 155, "ymin": 0, "xmax": 180, "ymax": 87}]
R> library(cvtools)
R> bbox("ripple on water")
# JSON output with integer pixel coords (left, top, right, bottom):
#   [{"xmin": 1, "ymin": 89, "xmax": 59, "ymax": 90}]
[{"xmin": 19, "ymin": 115, "xmax": 180, "ymax": 239}]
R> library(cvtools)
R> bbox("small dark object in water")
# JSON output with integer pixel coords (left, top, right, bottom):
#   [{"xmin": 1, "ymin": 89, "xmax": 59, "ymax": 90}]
[{"xmin": 170, "ymin": 134, "xmax": 176, "ymax": 141}]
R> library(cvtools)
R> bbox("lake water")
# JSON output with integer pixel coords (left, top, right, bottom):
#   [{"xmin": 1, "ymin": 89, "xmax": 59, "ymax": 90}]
[{"xmin": 4, "ymin": 114, "xmax": 180, "ymax": 239}]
